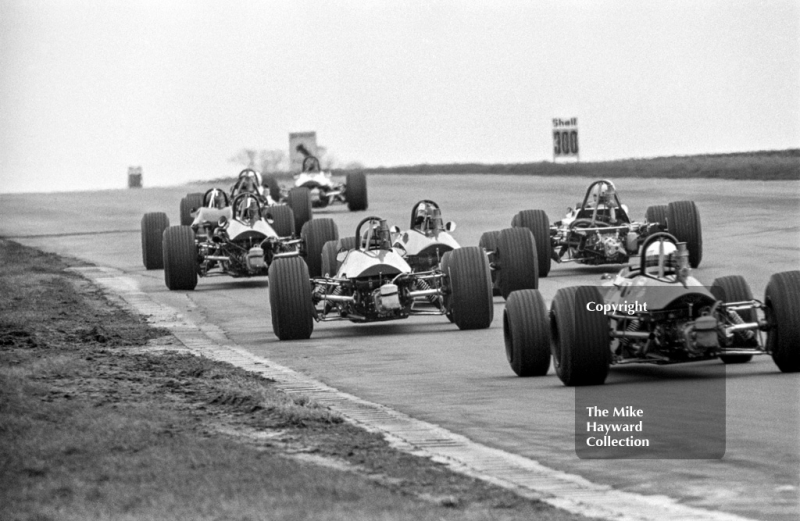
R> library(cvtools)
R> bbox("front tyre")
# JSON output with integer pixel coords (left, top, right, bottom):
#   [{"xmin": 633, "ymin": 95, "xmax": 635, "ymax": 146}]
[
  {"xmin": 711, "ymin": 275, "xmax": 756, "ymax": 363},
  {"xmin": 163, "ymin": 226, "xmax": 198, "ymax": 290},
  {"xmin": 504, "ymin": 290, "xmax": 550, "ymax": 377},
  {"xmin": 446, "ymin": 247, "xmax": 493, "ymax": 330},
  {"xmin": 478, "ymin": 230, "xmax": 502, "ymax": 296},
  {"xmin": 765, "ymin": 270, "xmax": 800, "ymax": 372},
  {"xmin": 269, "ymin": 257, "xmax": 314, "ymax": 340},
  {"xmin": 180, "ymin": 193, "xmax": 204, "ymax": 226},
  {"xmin": 141, "ymin": 212, "xmax": 169, "ymax": 269},
  {"xmin": 267, "ymin": 205, "xmax": 295, "ymax": 237}
]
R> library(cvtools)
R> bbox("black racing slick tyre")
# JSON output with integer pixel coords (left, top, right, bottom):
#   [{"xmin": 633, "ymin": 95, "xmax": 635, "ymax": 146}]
[
  {"xmin": 339, "ymin": 236, "xmax": 358, "ymax": 252},
  {"xmin": 346, "ymin": 172, "xmax": 368, "ymax": 211},
  {"xmin": 180, "ymin": 192, "xmax": 204, "ymax": 226},
  {"xmin": 301, "ymin": 218, "xmax": 339, "ymax": 278},
  {"xmin": 321, "ymin": 240, "xmax": 339, "ymax": 277},
  {"xmin": 496, "ymin": 227, "xmax": 539, "ymax": 300},
  {"xmin": 141, "ymin": 212, "xmax": 169, "ymax": 269},
  {"xmin": 269, "ymin": 257, "xmax": 314, "ymax": 340},
  {"xmin": 267, "ymin": 205, "xmax": 295, "ymax": 238},
  {"xmin": 163, "ymin": 226, "xmax": 197, "ymax": 291},
  {"xmin": 504, "ymin": 289, "xmax": 551, "ymax": 377},
  {"xmin": 711, "ymin": 275, "xmax": 757, "ymax": 362},
  {"xmin": 550, "ymin": 286, "xmax": 610, "ymax": 386},
  {"xmin": 765, "ymin": 270, "xmax": 800, "ymax": 373},
  {"xmin": 645, "ymin": 205, "xmax": 668, "ymax": 227},
  {"xmin": 446, "ymin": 246, "xmax": 493, "ymax": 330},
  {"xmin": 287, "ymin": 187, "xmax": 313, "ymax": 236},
  {"xmin": 263, "ymin": 175, "xmax": 281, "ymax": 202},
  {"xmin": 478, "ymin": 230, "xmax": 502, "ymax": 295},
  {"xmin": 667, "ymin": 201, "xmax": 702, "ymax": 268},
  {"xmin": 511, "ymin": 209, "xmax": 551, "ymax": 277}
]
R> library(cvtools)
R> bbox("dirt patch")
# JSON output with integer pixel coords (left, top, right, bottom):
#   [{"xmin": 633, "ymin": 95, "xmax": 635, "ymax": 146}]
[{"xmin": 0, "ymin": 239, "xmax": 590, "ymax": 521}]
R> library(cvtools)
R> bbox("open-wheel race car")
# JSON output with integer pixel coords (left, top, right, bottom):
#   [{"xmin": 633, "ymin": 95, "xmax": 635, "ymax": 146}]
[
  {"xmin": 263, "ymin": 145, "xmax": 368, "ymax": 213},
  {"xmin": 510, "ymin": 179, "xmax": 703, "ymax": 277},
  {"xmin": 142, "ymin": 169, "xmax": 315, "ymax": 270},
  {"xmin": 386, "ymin": 200, "xmax": 539, "ymax": 299},
  {"xmin": 143, "ymin": 188, "xmax": 338, "ymax": 291},
  {"xmin": 267, "ymin": 216, "xmax": 494, "ymax": 340},
  {"xmin": 502, "ymin": 232, "xmax": 800, "ymax": 386}
]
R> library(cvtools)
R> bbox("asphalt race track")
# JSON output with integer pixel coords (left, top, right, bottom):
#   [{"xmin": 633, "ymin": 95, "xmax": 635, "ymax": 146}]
[{"xmin": 2, "ymin": 174, "xmax": 798, "ymax": 520}]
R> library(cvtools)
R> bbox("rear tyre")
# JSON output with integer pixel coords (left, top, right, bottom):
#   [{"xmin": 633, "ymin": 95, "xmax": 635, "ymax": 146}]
[
  {"xmin": 765, "ymin": 270, "xmax": 800, "ymax": 372},
  {"xmin": 504, "ymin": 289, "xmax": 550, "ymax": 377},
  {"xmin": 301, "ymin": 218, "xmax": 339, "ymax": 278},
  {"xmin": 269, "ymin": 257, "xmax": 314, "ymax": 340},
  {"xmin": 267, "ymin": 205, "xmax": 295, "ymax": 237},
  {"xmin": 511, "ymin": 210, "xmax": 551, "ymax": 277},
  {"xmin": 711, "ymin": 275, "xmax": 757, "ymax": 362},
  {"xmin": 496, "ymin": 227, "xmax": 539, "ymax": 300},
  {"xmin": 346, "ymin": 172, "xmax": 368, "ymax": 211},
  {"xmin": 163, "ymin": 226, "xmax": 197, "ymax": 290},
  {"xmin": 550, "ymin": 286, "xmax": 609, "ymax": 386},
  {"xmin": 478, "ymin": 230, "xmax": 502, "ymax": 296},
  {"xmin": 180, "ymin": 193, "xmax": 204, "ymax": 226},
  {"xmin": 287, "ymin": 187, "xmax": 313, "ymax": 236},
  {"xmin": 667, "ymin": 201, "xmax": 702, "ymax": 268},
  {"xmin": 645, "ymin": 205, "xmax": 668, "ymax": 226},
  {"xmin": 141, "ymin": 212, "xmax": 169, "ymax": 269},
  {"xmin": 263, "ymin": 175, "xmax": 281, "ymax": 202},
  {"xmin": 446, "ymin": 247, "xmax": 493, "ymax": 330}
]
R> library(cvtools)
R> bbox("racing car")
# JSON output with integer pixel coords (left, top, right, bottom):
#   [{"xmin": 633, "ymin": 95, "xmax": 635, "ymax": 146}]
[
  {"xmin": 263, "ymin": 144, "xmax": 368, "ymax": 214},
  {"xmin": 510, "ymin": 179, "xmax": 703, "ymax": 277},
  {"xmin": 267, "ymin": 216, "xmax": 494, "ymax": 340},
  {"xmin": 144, "ymin": 188, "xmax": 337, "ymax": 290},
  {"xmin": 178, "ymin": 169, "xmax": 314, "ymax": 233},
  {"xmin": 380, "ymin": 200, "xmax": 539, "ymax": 299},
  {"xmin": 502, "ymin": 232, "xmax": 800, "ymax": 385}
]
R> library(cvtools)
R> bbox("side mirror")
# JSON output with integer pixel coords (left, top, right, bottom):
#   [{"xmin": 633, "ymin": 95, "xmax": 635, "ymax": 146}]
[
  {"xmin": 445, "ymin": 221, "xmax": 456, "ymax": 232},
  {"xmin": 389, "ymin": 225, "xmax": 401, "ymax": 234},
  {"xmin": 264, "ymin": 213, "xmax": 274, "ymax": 224},
  {"xmin": 600, "ymin": 273, "xmax": 613, "ymax": 280},
  {"xmin": 217, "ymin": 216, "xmax": 229, "ymax": 229},
  {"xmin": 566, "ymin": 207, "xmax": 573, "ymax": 214}
]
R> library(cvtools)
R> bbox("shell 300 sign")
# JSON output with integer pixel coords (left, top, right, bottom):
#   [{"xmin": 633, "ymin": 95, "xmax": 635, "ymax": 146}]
[{"xmin": 552, "ymin": 118, "xmax": 579, "ymax": 159}]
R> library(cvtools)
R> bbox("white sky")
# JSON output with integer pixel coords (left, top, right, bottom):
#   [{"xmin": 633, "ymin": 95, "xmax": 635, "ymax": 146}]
[{"xmin": 1, "ymin": 0, "xmax": 798, "ymax": 193}]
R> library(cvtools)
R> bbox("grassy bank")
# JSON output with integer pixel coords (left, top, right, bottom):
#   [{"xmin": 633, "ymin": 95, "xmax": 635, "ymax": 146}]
[{"xmin": 0, "ymin": 240, "xmax": 586, "ymax": 521}]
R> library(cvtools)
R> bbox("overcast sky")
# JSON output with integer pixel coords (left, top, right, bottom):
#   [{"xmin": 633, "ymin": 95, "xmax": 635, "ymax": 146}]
[{"xmin": 1, "ymin": 0, "xmax": 798, "ymax": 193}]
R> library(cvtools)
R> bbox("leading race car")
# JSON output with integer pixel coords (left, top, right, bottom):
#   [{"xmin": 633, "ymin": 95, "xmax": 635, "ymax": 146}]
[
  {"xmin": 502, "ymin": 232, "xmax": 800, "ymax": 385},
  {"xmin": 263, "ymin": 145, "xmax": 368, "ymax": 213},
  {"xmin": 510, "ymin": 179, "xmax": 703, "ymax": 277},
  {"xmin": 382, "ymin": 200, "xmax": 539, "ymax": 299},
  {"xmin": 149, "ymin": 189, "xmax": 337, "ymax": 290},
  {"xmin": 267, "ymin": 216, "xmax": 494, "ymax": 340}
]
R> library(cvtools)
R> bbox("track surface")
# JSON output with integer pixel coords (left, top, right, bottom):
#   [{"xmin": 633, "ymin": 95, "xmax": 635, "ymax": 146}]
[{"xmin": 2, "ymin": 175, "xmax": 799, "ymax": 520}]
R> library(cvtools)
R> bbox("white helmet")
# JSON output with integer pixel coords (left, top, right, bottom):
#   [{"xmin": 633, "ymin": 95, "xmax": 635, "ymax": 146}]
[{"xmin": 644, "ymin": 240, "xmax": 678, "ymax": 275}]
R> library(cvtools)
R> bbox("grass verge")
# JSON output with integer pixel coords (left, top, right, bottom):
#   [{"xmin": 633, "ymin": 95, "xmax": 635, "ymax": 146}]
[{"xmin": 0, "ymin": 239, "xmax": 588, "ymax": 521}]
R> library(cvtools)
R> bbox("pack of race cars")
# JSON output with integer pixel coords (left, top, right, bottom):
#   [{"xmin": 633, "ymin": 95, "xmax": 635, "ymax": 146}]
[{"xmin": 140, "ymin": 164, "xmax": 800, "ymax": 385}]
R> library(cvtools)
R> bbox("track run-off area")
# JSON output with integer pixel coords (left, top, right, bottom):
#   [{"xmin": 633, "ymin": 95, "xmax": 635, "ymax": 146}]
[{"xmin": 2, "ymin": 174, "xmax": 798, "ymax": 520}]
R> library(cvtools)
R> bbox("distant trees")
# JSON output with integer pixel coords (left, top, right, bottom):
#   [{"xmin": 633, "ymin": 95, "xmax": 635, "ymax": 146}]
[{"xmin": 230, "ymin": 147, "xmax": 363, "ymax": 172}]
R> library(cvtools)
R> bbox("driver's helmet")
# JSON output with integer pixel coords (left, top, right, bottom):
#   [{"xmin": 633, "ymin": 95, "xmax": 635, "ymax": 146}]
[
  {"xmin": 204, "ymin": 189, "xmax": 228, "ymax": 209},
  {"xmin": 302, "ymin": 156, "xmax": 321, "ymax": 172},
  {"xmin": 362, "ymin": 219, "xmax": 392, "ymax": 250},
  {"xmin": 643, "ymin": 240, "xmax": 678, "ymax": 274},
  {"xmin": 233, "ymin": 173, "xmax": 261, "ymax": 196},
  {"xmin": 587, "ymin": 181, "xmax": 617, "ymax": 208},
  {"xmin": 235, "ymin": 195, "xmax": 260, "ymax": 223},
  {"xmin": 413, "ymin": 203, "xmax": 442, "ymax": 233}
]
